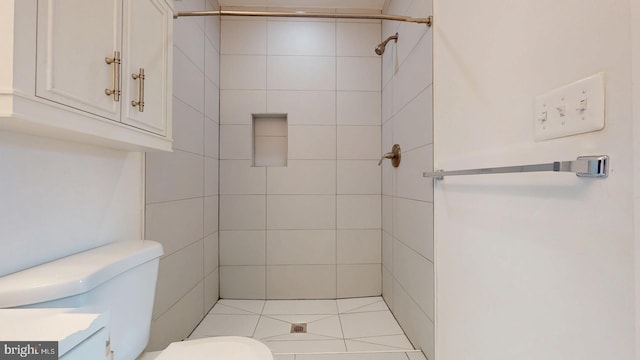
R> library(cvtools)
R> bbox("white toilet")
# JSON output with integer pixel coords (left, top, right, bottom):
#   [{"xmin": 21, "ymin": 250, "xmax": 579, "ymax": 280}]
[{"xmin": 0, "ymin": 240, "xmax": 273, "ymax": 360}]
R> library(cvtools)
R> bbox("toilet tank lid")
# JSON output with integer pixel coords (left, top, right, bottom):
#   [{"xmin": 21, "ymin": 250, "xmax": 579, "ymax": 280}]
[{"xmin": 0, "ymin": 240, "xmax": 163, "ymax": 308}]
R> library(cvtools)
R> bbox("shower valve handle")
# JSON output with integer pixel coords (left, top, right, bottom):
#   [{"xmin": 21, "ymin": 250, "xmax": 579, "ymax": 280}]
[{"xmin": 378, "ymin": 144, "xmax": 402, "ymax": 168}]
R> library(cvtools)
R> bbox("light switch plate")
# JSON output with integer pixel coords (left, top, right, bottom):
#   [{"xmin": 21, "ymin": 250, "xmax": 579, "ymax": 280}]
[{"xmin": 533, "ymin": 72, "xmax": 605, "ymax": 141}]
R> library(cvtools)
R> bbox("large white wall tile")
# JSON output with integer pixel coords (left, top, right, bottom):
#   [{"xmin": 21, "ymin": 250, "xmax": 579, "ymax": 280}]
[
  {"xmin": 395, "ymin": 145, "xmax": 433, "ymax": 202},
  {"xmin": 267, "ymin": 160, "xmax": 336, "ymax": 194},
  {"xmin": 221, "ymin": 55, "xmax": 267, "ymax": 90},
  {"xmin": 267, "ymin": 91, "xmax": 336, "ymax": 125},
  {"xmin": 204, "ymin": 270, "xmax": 219, "ymax": 311},
  {"xmin": 220, "ymin": 125, "xmax": 252, "ymax": 160},
  {"xmin": 393, "ymin": 197, "xmax": 433, "ymax": 261},
  {"xmin": 220, "ymin": 195, "xmax": 266, "ymax": 230},
  {"xmin": 204, "ymin": 232, "xmax": 219, "ymax": 275},
  {"xmin": 337, "ymin": 264, "xmax": 381, "ymax": 297},
  {"xmin": 337, "ymin": 22, "xmax": 382, "ymax": 57},
  {"xmin": 337, "ymin": 160, "xmax": 380, "ymax": 194},
  {"xmin": 337, "ymin": 91, "xmax": 382, "ymax": 125},
  {"xmin": 267, "ymin": 56, "xmax": 336, "ymax": 90},
  {"xmin": 268, "ymin": 21, "xmax": 336, "ymax": 56},
  {"xmin": 205, "ymin": 37, "xmax": 220, "ymax": 86},
  {"xmin": 204, "ymin": 157, "xmax": 219, "ymax": 197},
  {"xmin": 220, "ymin": 160, "xmax": 266, "ymax": 194},
  {"xmin": 337, "ymin": 126, "xmax": 381, "ymax": 160},
  {"xmin": 146, "ymin": 198, "xmax": 204, "ymax": 258},
  {"xmin": 392, "ymin": 86, "xmax": 433, "ymax": 151},
  {"xmin": 392, "ymin": 33, "xmax": 432, "ymax": 111},
  {"xmin": 337, "ymin": 195, "xmax": 382, "ymax": 229},
  {"xmin": 382, "ymin": 195, "xmax": 393, "ymax": 232},
  {"xmin": 337, "ymin": 57, "xmax": 381, "ymax": 91},
  {"xmin": 393, "ymin": 239, "xmax": 434, "ymax": 321},
  {"xmin": 204, "ymin": 119, "xmax": 219, "ymax": 159},
  {"xmin": 382, "ymin": 231, "xmax": 393, "ymax": 270},
  {"xmin": 267, "ymin": 230, "xmax": 336, "ymax": 265},
  {"xmin": 395, "ymin": 0, "xmax": 432, "ymax": 67},
  {"xmin": 154, "ymin": 240, "xmax": 205, "ymax": 318},
  {"xmin": 204, "ymin": 195, "xmax": 218, "ymax": 237},
  {"xmin": 267, "ymin": 265, "xmax": 336, "ymax": 299},
  {"xmin": 220, "ymin": 266, "xmax": 266, "ymax": 299},
  {"xmin": 220, "ymin": 231, "xmax": 266, "ymax": 265},
  {"xmin": 174, "ymin": 18, "xmax": 205, "ymax": 72},
  {"xmin": 392, "ymin": 283, "xmax": 434, "ymax": 360},
  {"xmin": 148, "ymin": 283, "xmax": 204, "ymax": 350},
  {"xmin": 146, "ymin": 150, "xmax": 204, "ymax": 203},
  {"xmin": 205, "ymin": 79, "xmax": 220, "ymax": 123},
  {"xmin": 173, "ymin": 48, "xmax": 205, "ymax": 113},
  {"xmin": 221, "ymin": 19, "xmax": 267, "ymax": 55},
  {"xmin": 173, "ymin": 98, "xmax": 204, "ymax": 155},
  {"xmin": 267, "ymin": 195, "xmax": 336, "ymax": 230},
  {"xmin": 337, "ymin": 229, "xmax": 381, "ymax": 264},
  {"xmin": 220, "ymin": 90, "xmax": 267, "ymax": 125},
  {"xmin": 288, "ymin": 126, "xmax": 337, "ymax": 160}
]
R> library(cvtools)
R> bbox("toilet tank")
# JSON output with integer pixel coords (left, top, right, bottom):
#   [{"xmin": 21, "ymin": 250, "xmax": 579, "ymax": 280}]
[{"xmin": 0, "ymin": 240, "xmax": 163, "ymax": 360}]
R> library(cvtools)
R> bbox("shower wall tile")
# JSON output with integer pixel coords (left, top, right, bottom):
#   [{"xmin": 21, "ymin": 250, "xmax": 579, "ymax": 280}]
[
  {"xmin": 268, "ymin": 21, "xmax": 336, "ymax": 56},
  {"xmin": 204, "ymin": 196, "xmax": 218, "ymax": 236},
  {"xmin": 220, "ymin": 90, "xmax": 267, "ymax": 124},
  {"xmin": 382, "ymin": 195, "xmax": 393, "ymax": 233},
  {"xmin": 221, "ymin": 19, "xmax": 267, "ymax": 55},
  {"xmin": 395, "ymin": 0, "xmax": 432, "ymax": 66},
  {"xmin": 337, "ymin": 160, "xmax": 381, "ymax": 195},
  {"xmin": 205, "ymin": 37, "xmax": 220, "ymax": 85},
  {"xmin": 146, "ymin": 150, "xmax": 204, "ymax": 203},
  {"xmin": 204, "ymin": 157, "xmax": 219, "ymax": 196},
  {"xmin": 337, "ymin": 57, "xmax": 382, "ymax": 91},
  {"xmin": 288, "ymin": 126, "xmax": 337, "ymax": 160},
  {"xmin": 382, "ymin": 231, "xmax": 393, "ymax": 270},
  {"xmin": 266, "ymin": 160, "xmax": 336, "ymax": 195},
  {"xmin": 337, "ymin": 264, "xmax": 382, "ymax": 298},
  {"xmin": 393, "ymin": 197, "xmax": 433, "ymax": 261},
  {"xmin": 337, "ymin": 229, "xmax": 382, "ymax": 264},
  {"xmin": 266, "ymin": 195, "xmax": 336, "ymax": 230},
  {"xmin": 392, "ymin": 239, "xmax": 434, "ymax": 321},
  {"xmin": 204, "ymin": 269, "xmax": 220, "ymax": 311},
  {"xmin": 219, "ymin": 231, "xmax": 266, "ymax": 265},
  {"xmin": 220, "ymin": 266, "xmax": 267, "ymax": 299},
  {"xmin": 392, "ymin": 32, "xmax": 432, "ymax": 111},
  {"xmin": 149, "ymin": 282, "xmax": 204, "ymax": 350},
  {"xmin": 219, "ymin": 17, "xmax": 381, "ymax": 300},
  {"xmin": 173, "ymin": 49, "xmax": 205, "ymax": 113},
  {"xmin": 266, "ymin": 230, "xmax": 336, "ymax": 265},
  {"xmin": 337, "ymin": 22, "xmax": 383, "ymax": 56},
  {"xmin": 337, "ymin": 195, "xmax": 382, "ymax": 229},
  {"xmin": 220, "ymin": 195, "xmax": 266, "ymax": 230},
  {"xmin": 146, "ymin": 198, "xmax": 204, "ymax": 258},
  {"xmin": 205, "ymin": 78, "xmax": 220, "ymax": 123},
  {"xmin": 382, "ymin": 82, "xmax": 393, "ymax": 123},
  {"xmin": 267, "ymin": 56, "xmax": 336, "ymax": 90},
  {"xmin": 173, "ymin": 98, "xmax": 205, "ymax": 155},
  {"xmin": 204, "ymin": 232, "xmax": 219, "ymax": 275},
  {"xmin": 391, "ymin": 282, "xmax": 434, "ymax": 360},
  {"xmin": 220, "ymin": 125, "xmax": 252, "ymax": 160},
  {"xmin": 220, "ymin": 55, "xmax": 267, "ymax": 90},
  {"xmin": 337, "ymin": 125, "xmax": 381, "ymax": 160},
  {"xmin": 392, "ymin": 86, "xmax": 433, "ymax": 151},
  {"xmin": 395, "ymin": 145, "xmax": 433, "ymax": 203},
  {"xmin": 174, "ymin": 17, "xmax": 205, "ymax": 72},
  {"xmin": 153, "ymin": 239, "xmax": 205, "ymax": 319},
  {"xmin": 337, "ymin": 91, "xmax": 382, "ymax": 127},
  {"xmin": 220, "ymin": 160, "xmax": 266, "ymax": 195},
  {"xmin": 267, "ymin": 91, "xmax": 336, "ymax": 125},
  {"xmin": 267, "ymin": 265, "xmax": 337, "ymax": 299},
  {"xmin": 204, "ymin": 119, "xmax": 219, "ymax": 158}
]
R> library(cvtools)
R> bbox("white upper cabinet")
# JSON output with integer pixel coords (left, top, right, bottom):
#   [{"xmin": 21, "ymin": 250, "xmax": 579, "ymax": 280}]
[{"xmin": 0, "ymin": 0, "xmax": 173, "ymax": 151}]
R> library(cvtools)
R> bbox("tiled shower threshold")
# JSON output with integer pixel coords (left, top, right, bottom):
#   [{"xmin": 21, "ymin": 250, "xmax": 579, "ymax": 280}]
[{"xmin": 140, "ymin": 297, "xmax": 427, "ymax": 360}]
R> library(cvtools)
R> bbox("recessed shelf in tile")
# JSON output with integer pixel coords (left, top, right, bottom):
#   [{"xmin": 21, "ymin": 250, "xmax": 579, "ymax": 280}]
[{"xmin": 253, "ymin": 114, "xmax": 288, "ymax": 167}]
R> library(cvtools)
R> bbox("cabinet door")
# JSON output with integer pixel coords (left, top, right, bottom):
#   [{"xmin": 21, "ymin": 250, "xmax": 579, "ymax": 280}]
[
  {"xmin": 121, "ymin": 0, "xmax": 171, "ymax": 136},
  {"xmin": 36, "ymin": 0, "xmax": 122, "ymax": 121}
]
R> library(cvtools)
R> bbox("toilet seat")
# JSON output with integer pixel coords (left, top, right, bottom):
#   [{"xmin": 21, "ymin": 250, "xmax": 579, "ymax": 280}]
[{"xmin": 155, "ymin": 336, "xmax": 273, "ymax": 360}]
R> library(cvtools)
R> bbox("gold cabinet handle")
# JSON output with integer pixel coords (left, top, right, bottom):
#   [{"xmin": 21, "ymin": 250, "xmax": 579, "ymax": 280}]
[
  {"xmin": 131, "ymin": 68, "xmax": 145, "ymax": 112},
  {"xmin": 104, "ymin": 51, "xmax": 121, "ymax": 102}
]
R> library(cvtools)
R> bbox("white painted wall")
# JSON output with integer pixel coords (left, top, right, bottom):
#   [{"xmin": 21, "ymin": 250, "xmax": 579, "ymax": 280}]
[
  {"xmin": 434, "ymin": 1, "xmax": 635, "ymax": 359},
  {"xmin": 0, "ymin": 132, "xmax": 143, "ymax": 277},
  {"xmin": 218, "ymin": 12, "xmax": 382, "ymax": 299}
]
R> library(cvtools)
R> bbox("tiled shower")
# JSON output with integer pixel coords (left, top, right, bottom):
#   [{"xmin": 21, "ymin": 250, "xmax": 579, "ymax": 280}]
[{"xmin": 145, "ymin": 0, "xmax": 434, "ymax": 358}]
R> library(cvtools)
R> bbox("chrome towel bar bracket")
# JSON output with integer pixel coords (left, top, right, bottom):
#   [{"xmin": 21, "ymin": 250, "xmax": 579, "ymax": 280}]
[{"xmin": 423, "ymin": 155, "xmax": 609, "ymax": 180}]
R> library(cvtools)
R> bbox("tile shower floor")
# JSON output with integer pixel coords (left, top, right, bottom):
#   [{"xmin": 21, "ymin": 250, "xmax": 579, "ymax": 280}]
[{"xmin": 187, "ymin": 296, "xmax": 426, "ymax": 360}]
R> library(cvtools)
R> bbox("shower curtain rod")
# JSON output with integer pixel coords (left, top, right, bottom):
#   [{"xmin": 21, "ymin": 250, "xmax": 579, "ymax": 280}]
[{"xmin": 173, "ymin": 10, "xmax": 433, "ymax": 25}]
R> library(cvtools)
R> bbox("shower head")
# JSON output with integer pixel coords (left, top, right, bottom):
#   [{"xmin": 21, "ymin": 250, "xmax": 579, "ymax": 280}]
[{"xmin": 375, "ymin": 33, "xmax": 398, "ymax": 55}]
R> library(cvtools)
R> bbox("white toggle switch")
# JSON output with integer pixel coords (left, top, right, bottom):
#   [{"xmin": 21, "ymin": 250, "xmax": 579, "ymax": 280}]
[{"xmin": 533, "ymin": 73, "xmax": 605, "ymax": 141}]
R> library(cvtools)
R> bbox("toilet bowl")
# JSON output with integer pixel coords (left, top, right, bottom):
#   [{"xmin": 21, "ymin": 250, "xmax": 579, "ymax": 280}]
[{"xmin": 0, "ymin": 241, "xmax": 273, "ymax": 360}]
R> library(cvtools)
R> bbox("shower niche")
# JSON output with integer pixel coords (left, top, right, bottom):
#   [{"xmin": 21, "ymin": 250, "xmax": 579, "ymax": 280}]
[{"xmin": 252, "ymin": 114, "xmax": 288, "ymax": 167}]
